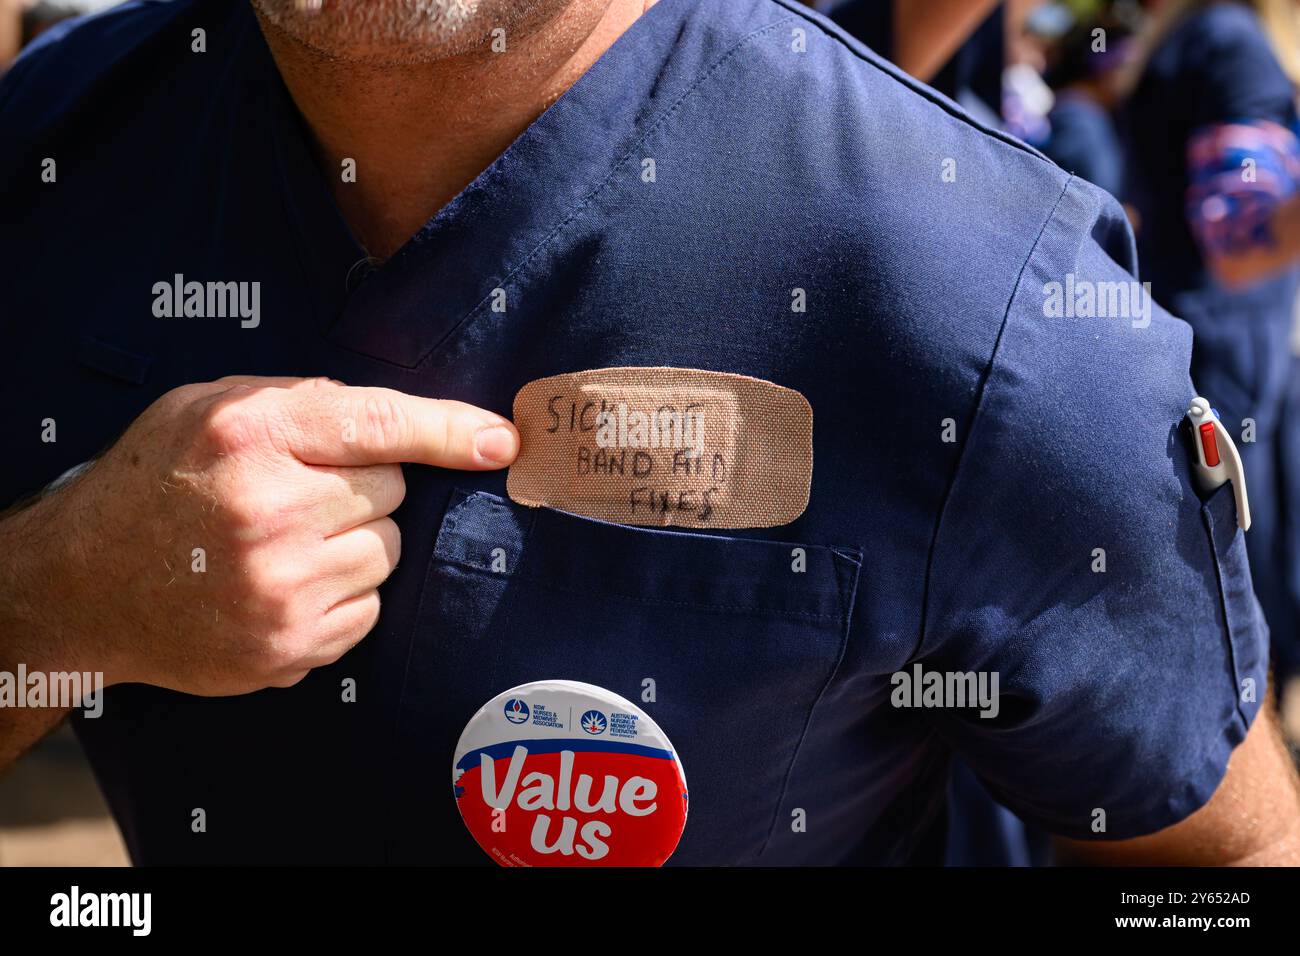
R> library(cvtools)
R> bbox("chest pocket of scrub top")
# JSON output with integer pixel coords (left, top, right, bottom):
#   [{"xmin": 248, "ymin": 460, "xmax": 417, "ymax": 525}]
[{"xmin": 391, "ymin": 488, "xmax": 862, "ymax": 865}]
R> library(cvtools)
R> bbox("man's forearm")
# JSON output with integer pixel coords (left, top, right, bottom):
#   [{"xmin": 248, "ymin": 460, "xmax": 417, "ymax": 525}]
[
  {"xmin": 0, "ymin": 493, "xmax": 82, "ymax": 774},
  {"xmin": 0, "ymin": 0, "xmax": 22, "ymax": 72},
  {"xmin": 1207, "ymin": 193, "xmax": 1300, "ymax": 288},
  {"xmin": 892, "ymin": 0, "xmax": 1001, "ymax": 83}
]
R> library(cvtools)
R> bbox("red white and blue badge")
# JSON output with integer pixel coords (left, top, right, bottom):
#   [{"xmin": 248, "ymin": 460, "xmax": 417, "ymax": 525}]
[{"xmin": 453, "ymin": 680, "xmax": 688, "ymax": 866}]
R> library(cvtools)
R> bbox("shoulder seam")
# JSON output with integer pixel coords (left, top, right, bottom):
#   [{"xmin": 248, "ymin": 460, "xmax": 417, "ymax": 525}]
[
  {"xmin": 909, "ymin": 174, "xmax": 1080, "ymax": 665},
  {"xmin": 767, "ymin": 0, "xmax": 1056, "ymax": 168}
]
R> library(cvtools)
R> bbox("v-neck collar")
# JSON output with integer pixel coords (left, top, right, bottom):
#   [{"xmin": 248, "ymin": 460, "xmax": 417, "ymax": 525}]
[{"xmin": 263, "ymin": 0, "xmax": 703, "ymax": 369}]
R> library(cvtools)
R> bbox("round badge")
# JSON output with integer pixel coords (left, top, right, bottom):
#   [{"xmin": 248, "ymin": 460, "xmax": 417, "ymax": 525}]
[{"xmin": 453, "ymin": 679, "xmax": 688, "ymax": 866}]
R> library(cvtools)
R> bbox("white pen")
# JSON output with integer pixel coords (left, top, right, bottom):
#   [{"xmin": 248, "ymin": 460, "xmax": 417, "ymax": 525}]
[{"xmin": 1186, "ymin": 396, "xmax": 1251, "ymax": 531}]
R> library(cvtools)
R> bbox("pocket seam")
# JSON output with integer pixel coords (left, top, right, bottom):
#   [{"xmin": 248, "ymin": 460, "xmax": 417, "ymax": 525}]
[
  {"xmin": 488, "ymin": 572, "xmax": 851, "ymax": 623},
  {"xmin": 757, "ymin": 547, "xmax": 864, "ymax": 858},
  {"xmin": 1200, "ymin": 486, "xmax": 1252, "ymax": 730},
  {"xmin": 436, "ymin": 490, "xmax": 859, "ymax": 619},
  {"xmin": 76, "ymin": 334, "xmax": 152, "ymax": 385},
  {"xmin": 485, "ymin": 507, "xmax": 541, "ymax": 686}
]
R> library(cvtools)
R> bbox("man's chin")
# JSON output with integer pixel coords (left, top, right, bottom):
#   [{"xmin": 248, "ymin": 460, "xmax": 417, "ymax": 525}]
[{"xmin": 250, "ymin": 0, "xmax": 550, "ymax": 65}]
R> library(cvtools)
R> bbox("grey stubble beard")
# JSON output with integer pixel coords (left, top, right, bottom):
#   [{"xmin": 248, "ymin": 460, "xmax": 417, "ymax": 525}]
[{"xmin": 252, "ymin": 0, "xmax": 558, "ymax": 63}]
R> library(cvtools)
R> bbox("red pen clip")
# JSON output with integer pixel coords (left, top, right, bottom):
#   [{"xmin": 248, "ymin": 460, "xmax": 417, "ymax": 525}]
[{"xmin": 1186, "ymin": 397, "xmax": 1250, "ymax": 531}]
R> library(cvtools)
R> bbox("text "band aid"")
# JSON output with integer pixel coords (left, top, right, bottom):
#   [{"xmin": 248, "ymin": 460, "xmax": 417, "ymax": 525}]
[{"xmin": 506, "ymin": 366, "xmax": 813, "ymax": 529}]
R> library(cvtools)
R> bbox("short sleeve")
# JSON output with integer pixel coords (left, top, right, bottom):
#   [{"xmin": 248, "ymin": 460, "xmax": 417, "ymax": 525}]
[{"xmin": 918, "ymin": 176, "xmax": 1268, "ymax": 840}]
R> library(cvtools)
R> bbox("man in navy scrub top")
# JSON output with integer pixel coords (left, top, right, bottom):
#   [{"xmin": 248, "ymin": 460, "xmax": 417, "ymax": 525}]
[
  {"xmin": 0, "ymin": 0, "xmax": 1297, "ymax": 865},
  {"xmin": 1041, "ymin": 13, "xmax": 1131, "ymax": 201}
]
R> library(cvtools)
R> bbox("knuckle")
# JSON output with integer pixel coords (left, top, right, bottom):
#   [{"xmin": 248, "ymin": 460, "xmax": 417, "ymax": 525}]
[
  {"xmin": 253, "ymin": 640, "xmax": 292, "ymax": 674},
  {"xmin": 359, "ymin": 391, "xmax": 412, "ymax": 453},
  {"xmin": 158, "ymin": 382, "xmax": 207, "ymax": 412},
  {"xmin": 199, "ymin": 394, "xmax": 270, "ymax": 455},
  {"xmin": 219, "ymin": 490, "xmax": 261, "ymax": 534},
  {"xmin": 222, "ymin": 488, "xmax": 292, "ymax": 537},
  {"xmin": 439, "ymin": 409, "xmax": 454, "ymax": 459},
  {"xmin": 386, "ymin": 519, "xmax": 402, "ymax": 567},
  {"xmin": 256, "ymin": 622, "xmax": 313, "ymax": 673},
  {"xmin": 384, "ymin": 464, "xmax": 407, "ymax": 510},
  {"xmin": 355, "ymin": 592, "xmax": 382, "ymax": 635},
  {"xmin": 145, "ymin": 385, "xmax": 209, "ymax": 432},
  {"xmin": 362, "ymin": 519, "xmax": 401, "ymax": 578},
  {"xmin": 299, "ymin": 376, "xmax": 340, "ymax": 390},
  {"xmin": 242, "ymin": 555, "xmax": 305, "ymax": 617},
  {"xmin": 273, "ymin": 571, "xmax": 313, "ymax": 612},
  {"xmin": 336, "ymin": 592, "xmax": 381, "ymax": 645}
]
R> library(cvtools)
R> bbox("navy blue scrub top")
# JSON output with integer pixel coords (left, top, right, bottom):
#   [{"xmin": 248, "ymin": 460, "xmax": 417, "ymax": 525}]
[{"xmin": 0, "ymin": 0, "xmax": 1267, "ymax": 864}]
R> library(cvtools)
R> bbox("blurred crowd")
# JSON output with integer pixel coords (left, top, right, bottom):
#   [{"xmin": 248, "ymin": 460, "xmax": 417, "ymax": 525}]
[{"xmin": 1, "ymin": 0, "xmax": 91, "ymax": 65}]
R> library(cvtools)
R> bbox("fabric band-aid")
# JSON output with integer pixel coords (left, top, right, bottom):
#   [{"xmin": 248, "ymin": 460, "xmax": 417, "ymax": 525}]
[{"xmin": 506, "ymin": 367, "xmax": 813, "ymax": 529}]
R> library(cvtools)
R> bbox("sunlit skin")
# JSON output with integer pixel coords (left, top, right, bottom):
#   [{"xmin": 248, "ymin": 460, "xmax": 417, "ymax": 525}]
[{"xmin": 254, "ymin": 0, "xmax": 656, "ymax": 259}]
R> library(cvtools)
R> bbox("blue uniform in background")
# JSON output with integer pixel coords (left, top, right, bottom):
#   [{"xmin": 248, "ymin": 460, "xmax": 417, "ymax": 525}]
[
  {"xmin": 1123, "ymin": 1, "xmax": 1300, "ymax": 681},
  {"xmin": 1044, "ymin": 91, "xmax": 1124, "ymax": 200},
  {"xmin": 0, "ymin": 0, "xmax": 1267, "ymax": 864}
]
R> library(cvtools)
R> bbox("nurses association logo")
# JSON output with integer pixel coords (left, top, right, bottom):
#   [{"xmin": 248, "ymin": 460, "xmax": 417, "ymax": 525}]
[
  {"xmin": 580, "ymin": 710, "xmax": 607, "ymax": 735},
  {"xmin": 503, "ymin": 699, "xmax": 530, "ymax": 724}
]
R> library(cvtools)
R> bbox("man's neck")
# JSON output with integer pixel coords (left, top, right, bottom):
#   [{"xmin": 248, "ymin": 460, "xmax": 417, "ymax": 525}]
[{"xmin": 258, "ymin": 0, "xmax": 653, "ymax": 260}]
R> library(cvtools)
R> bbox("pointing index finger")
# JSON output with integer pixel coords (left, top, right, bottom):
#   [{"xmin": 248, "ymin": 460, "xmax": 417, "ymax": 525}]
[{"xmin": 285, "ymin": 386, "xmax": 519, "ymax": 469}]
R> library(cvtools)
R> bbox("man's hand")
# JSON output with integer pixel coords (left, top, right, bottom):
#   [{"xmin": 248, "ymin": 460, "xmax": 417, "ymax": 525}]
[{"xmin": 2, "ymin": 375, "xmax": 519, "ymax": 700}]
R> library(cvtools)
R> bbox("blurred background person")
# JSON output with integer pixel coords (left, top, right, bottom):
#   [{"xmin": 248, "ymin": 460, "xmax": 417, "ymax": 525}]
[
  {"xmin": 1040, "ymin": 8, "xmax": 1137, "ymax": 197},
  {"xmin": 0, "ymin": 0, "xmax": 87, "ymax": 72},
  {"xmin": 817, "ymin": 0, "xmax": 1007, "ymax": 125},
  {"xmin": 818, "ymin": 0, "xmax": 1066, "ymax": 146},
  {"xmin": 1002, "ymin": 0, "xmax": 1057, "ymax": 146},
  {"xmin": 1119, "ymin": 0, "xmax": 1300, "ymax": 744},
  {"xmin": 0, "ymin": 0, "xmax": 19, "ymax": 67}
]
